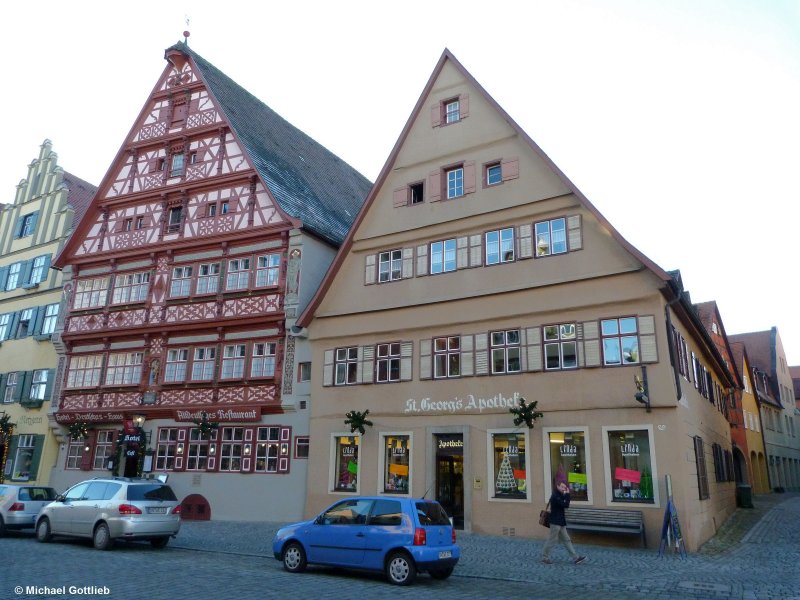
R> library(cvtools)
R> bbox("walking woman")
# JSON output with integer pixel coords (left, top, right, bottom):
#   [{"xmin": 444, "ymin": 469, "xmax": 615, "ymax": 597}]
[{"xmin": 541, "ymin": 482, "xmax": 587, "ymax": 564}]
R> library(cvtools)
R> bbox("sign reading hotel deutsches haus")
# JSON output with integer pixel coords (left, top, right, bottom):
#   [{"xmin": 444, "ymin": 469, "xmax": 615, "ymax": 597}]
[{"xmin": 404, "ymin": 391, "xmax": 523, "ymax": 415}]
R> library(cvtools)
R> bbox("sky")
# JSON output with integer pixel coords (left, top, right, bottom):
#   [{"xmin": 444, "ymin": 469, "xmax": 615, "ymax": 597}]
[{"xmin": 2, "ymin": 0, "xmax": 799, "ymax": 364}]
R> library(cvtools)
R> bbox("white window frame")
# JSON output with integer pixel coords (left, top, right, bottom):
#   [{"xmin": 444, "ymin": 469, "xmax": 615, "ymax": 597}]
[
  {"xmin": 251, "ymin": 342, "xmax": 277, "ymax": 378},
  {"xmin": 430, "ymin": 239, "xmax": 457, "ymax": 274},
  {"xmin": 377, "ymin": 431, "xmax": 413, "ymax": 496},
  {"xmin": 30, "ymin": 255, "xmax": 48, "ymax": 285},
  {"xmin": 601, "ymin": 317, "xmax": 640, "ymax": 366},
  {"xmin": 541, "ymin": 426, "xmax": 593, "ymax": 505},
  {"xmin": 186, "ymin": 428, "xmax": 209, "ymax": 471},
  {"xmin": 254, "ymin": 426, "xmax": 280, "ymax": 473},
  {"xmin": 16, "ymin": 308, "xmax": 34, "ymax": 337},
  {"xmin": 164, "ymin": 348, "xmax": 189, "ymax": 383},
  {"xmin": 6, "ymin": 262, "xmax": 22, "ymax": 290},
  {"xmin": 445, "ymin": 99, "xmax": 460, "ymax": 123},
  {"xmin": 219, "ymin": 426, "xmax": 244, "ymax": 472},
  {"xmin": 41, "ymin": 304, "xmax": 59, "ymax": 335},
  {"xmin": 486, "ymin": 163, "xmax": 502, "ymax": 186},
  {"xmin": 486, "ymin": 428, "xmax": 531, "ymax": 503},
  {"xmin": 334, "ymin": 347, "xmax": 358, "ymax": 386},
  {"xmin": 196, "ymin": 263, "xmax": 220, "ymax": 295},
  {"xmin": 65, "ymin": 441, "xmax": 84, "ymax": 470},
  {"xmin": 221, "ymin": 344, "xmax": 246, "ymax": 379},
  {"xmin": 225, "ymin": 258, "xmax": 251, "ymax": 291},
  {"xmin": 156, "ymin": 428, "xmax": 178, "ymax": 470},
  {"xmin": 169, "ymin": 266, "xmax": 193, "ymax": 297},
  {"xmin": 104, "ymin": 352, "xmax": 143, "ymax": 386},
  {"xmin": 375, "ymin": 342, "xmax": 401, "ymax": 383},
  {"xmin": 543, "ymin": 323, "xmax": 578, "ymax": 371},
  {"xmin": 66, "ymin": 354, "xmax": 104, "ymax": 388},
  {"xmin": 433, "ymin": 336, "xmax": 461, "ymax": 379},
  {"xmin": 20, "ymin": 214, "xmax": 36, "ymax": 237},
  {"xmin": 93, "ymin": 430, "xmax": 115, "ymax": 470},
  {"xmin": 378, "ymin": 249, "xmax": 403, "ymax": 283},
  {"xmin": 446, "ymin": 167, "xmax": 464, "ymax": 199},
  {"xmin": 601, "ymin": 424, "xmax": 660, "ymax": 508},
  {"xmin": 535, "ymin": 218, "xmax": 567, "ymax": 257},
  {"xmin": 255, "ymin": 254, "xmax": 280, "ymax": 287},
  {"xmin": 490, "ymin": 329, "xmax": 521, "ymax": 374},
  {"xmin": 112, "ymin": 272, "xmax": 150, "ymax": 304},
  {"xmin": 12, "ymin": 434, "xmax": 36, "ymax": 480},
  {"xmin": 0, "ymin": 313, "xmax": 10, "ymax": 339},
  {"xmin": 191, "ymin": 347, "xmax": 217, "ymax": 381},
  {"xmin": 30, "ymin": 369, "xmax": 48, "ymax": 400},
  {"xmin": 3, "ymin": 372, "xmax": 18, "ymax": 403},
  {"xmin": 485, "ymin": 228, "xmax": 515, "ymax": 265}
]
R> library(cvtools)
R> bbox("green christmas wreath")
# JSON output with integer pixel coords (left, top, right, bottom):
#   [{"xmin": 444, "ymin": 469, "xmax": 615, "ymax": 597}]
[
  {"xmin": 69, "ymin": 421, "xmax": 90, "ymax": 440},
  {"xmin": 344, "ymin": 409, "xmax": 373, "ymax": 435},
  {"xmin": 194, "ymin": 412, "xmax": 220, "ymax": 439},
  {"xmin": 509, "ymin": 397, "xmax": 543, "ymax": 429}
]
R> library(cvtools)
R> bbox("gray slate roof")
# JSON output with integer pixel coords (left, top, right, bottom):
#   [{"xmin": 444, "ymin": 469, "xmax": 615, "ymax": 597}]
[{"xmin": 170, "ymin": 42, "xmax": 372, "ymax": 246}]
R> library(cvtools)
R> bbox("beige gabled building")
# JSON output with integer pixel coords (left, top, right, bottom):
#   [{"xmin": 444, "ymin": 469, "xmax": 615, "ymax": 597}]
[
  {"xmin": 297, "ymin": 50, "xmax": 738, "ymax": 552},
  {"xmin": 0, "ymin": 140, "xmax": 94, "ymax": 485}
]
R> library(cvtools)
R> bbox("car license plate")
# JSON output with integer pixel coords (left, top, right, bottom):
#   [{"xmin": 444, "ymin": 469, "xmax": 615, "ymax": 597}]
[
  {"xmin": 147, "ymin": 507, "xmax": 167, "ymax": 514},
  {"xmin": 438, "ymin": 551, "xmax": 452, "ymax": 559}
]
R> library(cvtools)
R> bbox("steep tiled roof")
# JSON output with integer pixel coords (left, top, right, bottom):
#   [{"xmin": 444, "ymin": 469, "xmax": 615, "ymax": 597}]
[
  {"xmin": 170, "ymin": 42, "xmax": 372, "ymax": 246},
  {"xmin": 62, "ymin": 171, "xmax": 97, "ymax": 227}
]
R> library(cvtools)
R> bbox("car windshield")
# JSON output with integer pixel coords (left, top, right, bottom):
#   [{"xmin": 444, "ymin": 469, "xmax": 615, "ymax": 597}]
[
  {"xmin": 415, "ymin": 501, "xmax": 451, "ymax": 525},
  {"xmin": 127, "ymin": 484, "xmax": 177, "ymax": 501}
]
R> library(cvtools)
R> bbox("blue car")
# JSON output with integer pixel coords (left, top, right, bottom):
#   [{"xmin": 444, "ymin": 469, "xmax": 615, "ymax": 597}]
[{"xmin": 272, "ymin": 496, "xmax": 460, "ymax": 585}]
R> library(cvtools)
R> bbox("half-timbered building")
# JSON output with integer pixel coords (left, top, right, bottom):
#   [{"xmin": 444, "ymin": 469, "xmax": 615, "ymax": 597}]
[{"xmin": 48, "ymin": 41, "xmax": 371, "ymax": 521}]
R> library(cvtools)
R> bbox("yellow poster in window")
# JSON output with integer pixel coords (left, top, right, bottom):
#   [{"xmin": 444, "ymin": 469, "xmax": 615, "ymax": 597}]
[
  {"xmin": 568, "ymin": 472, "xmax": 587, "ymax": 484},
  {"xmin": 389, "ymin": 463, "xmax": 409, "ymax": 476}
]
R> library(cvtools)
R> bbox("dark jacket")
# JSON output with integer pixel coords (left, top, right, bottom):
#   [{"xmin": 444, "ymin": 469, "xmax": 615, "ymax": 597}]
[{"xmin": 548, "ymin": 489, "xmax": 571, "ymax": 527}]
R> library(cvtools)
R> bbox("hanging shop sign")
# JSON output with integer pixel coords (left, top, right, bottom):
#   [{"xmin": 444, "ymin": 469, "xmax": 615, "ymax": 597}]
[{"xmin": 404, "ymin": 392, "xmax": 523, "ymax": 415}]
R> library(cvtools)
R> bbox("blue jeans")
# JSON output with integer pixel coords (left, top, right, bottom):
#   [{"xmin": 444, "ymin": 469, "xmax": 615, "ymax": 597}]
[{"xmin": 542, "ymin": 524, "xmax": 578, "ymax": 559}]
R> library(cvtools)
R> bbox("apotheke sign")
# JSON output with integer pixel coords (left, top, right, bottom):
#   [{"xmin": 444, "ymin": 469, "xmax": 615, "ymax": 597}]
[{"xmin": 404, "ymin": 392, "xmax": 522, "ymax": 415}]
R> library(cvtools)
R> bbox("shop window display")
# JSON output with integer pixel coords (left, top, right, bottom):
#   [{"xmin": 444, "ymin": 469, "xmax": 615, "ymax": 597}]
[
  {"xmin": 607, "ymin": 429, "xmax": 655, "ymax": 503},
  {"xmin": 547, "ymin": 430, "xmax": 588, "ymax": 501},
  {"xmin": 383, "ymin": 435, "xmax": 410, "ymax": 493},
  {"xmin": 334, "ymin": 436, "xmax": 359, "ymax": 492},
  {"xmin": 491, "ymin": 432, "xmax": 527, "ymax": 499}
]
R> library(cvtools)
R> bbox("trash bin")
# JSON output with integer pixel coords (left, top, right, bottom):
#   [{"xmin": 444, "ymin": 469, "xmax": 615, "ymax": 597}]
[{"xmin": 736, "ymin": 484, "xmax": 753, "ymax": 508}]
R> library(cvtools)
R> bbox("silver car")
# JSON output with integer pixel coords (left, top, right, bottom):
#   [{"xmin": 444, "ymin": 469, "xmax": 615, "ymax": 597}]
[
  {"xmin": 35, "ymin": 477, "xmax": 181, "ymax": 550},
  {"xmin": 0, "ymin": 484, "xmax": 58, "ymax": 535}
]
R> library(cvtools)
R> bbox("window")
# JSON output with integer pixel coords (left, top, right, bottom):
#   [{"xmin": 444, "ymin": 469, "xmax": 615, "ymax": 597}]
[
  {"xmin": 255, "ymin": 254, "xmax": 280, "ymax": 287},
  {"xmin": 221, "ymin": 344, "xmax": 246, "ymax": 379},
  {"xmin": 12, "ymin": 435, "xmax": 36, "ymax": 480},
  {"xmin": 19, "ymin": 213, "xmax": 37, "ymax": 238},
  {"xmin": 486, "ymin": 163, "xmax": 502, "ymax": 186},
  {"xmin": 535, "ymin": 218, "xmax": 567, "ymax": 256},
  {"xmin": 6, "ymin": 263, "xmax": 21, "ymax": 290},
  {"xmin": 196, "ymin": 263, "xmax": 220, "ymax": 294},
  {"xmin": 382, "ymin": 434, "xmax": 410, "ymax": 493},
  {"xmin": 430, "ymin": 239, "xmax": 456, "ymax": 274},
  {"xmin": 29, "ymin": 369, "xmax": 49, "ymax": 401},
  {"xmin": 295, "ymin": 436, "xmax": 309, "ymax": 459},
  {"xmin": 543, "ymin": 324, "xmax": 578, "ymax": 370},
  {"xmin": 29, "ymin": 255, "xmax": 49, "ymax": 285},
  {"xmin": 445, "ymin": 99, "xmax": 460, "ymax": 123},
  {"xmin": 0, "ymin": 314, "xmax": 10, "ymax": 340},
  {"xmin": 333, "ymin": 435, "xmax": 359, "ymax": 492},
  {"xmin": 693, "ymin": 436, "xmax": 709, "ymax": 500},
  {"xmin": 112, "ymin": 272, "xmax": 150, "ymax": 304},
  {"xmin": 3, "ymin": 372, "xmax": 18, "ymax": 403},
  {"xmin": 378, "ymin": 250, "xmax": 402, "ymax": 283},
  {"xmin": 335, "ymin": 347, "xmax": 359, "ymax": 385},
  {"xmin": 93, "ymin": 431, "xmax": 115, "ymax": 470},
  {"xmin": 376, "ymin": 343, "xmax": 401, "ymax": 383},
  {"xmin": 491, "ymin": 329, "xmax": 521, "ymax": 374},
  {"xmin": 186, "ymin": 428, "xmax": 209, "ymax": 470},
  {"xmin": 164, "ymin": 349, "xmax": 188, "ymax": 383},
  {"xmin": 207, "ymin": 203, "xmax": 217, "ymax": 217},
  {"xmin": 221, "ymin": 201, "xmax": 230, "ymax": 214},
  {"xmin": 136, "ymin": 216, "xmax": 144, "ymax": 230},
  {"xmin": 170, "ymin": 266, "xmax": 193, "ymax": 297},
  {"xmin": 298, "ymin": 362, "xmax": 311, "ymax": 382},
  {"xmin": 446, "ymin": 167, "xmax": 464, "ymax": 199},
  {"xmin": 167, "ymin": 206, "xmax": 182, "ymax": 233},
  {"xmin": 73, "ymin": 277, "xmax": 110, "ymax": 309},
  {"xmin": 105, "ymin": 352, "xmax": 144, "ymax": 385},
  {"xmin": 65, "ymin": 441, "xmax": 84, "ymax": 470},
  {"xmin": 156, "ymin": 429, "xmax": 178, "ymax": 470},
  {"xmin": 66, "ymin": 354, "xmax": 103, "ymax": 388},
  {"xmin": 219, "ymin": 427, "xmax": 243, "ymax": 471},
  {"xmin": 410, "ymin": 182, "xmax": 424, "ymax": 205},
  {"xmin": 490, "ymin": 431, "xmax": 527, "ymax": 499},
  {"xmin": 170, "ymin": 153, "xmax": 185, "ymax": 177},
  {"xmin": 601, "ymin": 317, "xmax": 639, "ymax": 366},
  {"xmin": 191, "ymin": 347, "xmax": 216, "ymax": 381},
  {"xmin": 16, "ymin": 308, "xmax": 34, "ymax": 337},
  {"xmin": 251, "ymin": 342, "xmax": 277, "ymax": 377},
  {"xmin": 546, "ymin": 430, "xmax": 589, "ymax": 502},
  {"xmin": 486, "ymin": 228, "xmax": 515, "ymax": 265},
  {"xmin": 255, "ymin": 427, "xmax": 280, "ymax": 472},
  {"xmin": 124, "ymin": 219, "xmax": 132, "ymax": 232},
  {"xmin": 434, "ymin": 336, "xmax": 460, "ymax": 378},
  {"xmin": 226, "ymin": 258, "xmax": 250, "ymax": 291},
  {"xmin": 606, "ymin": 429, "xmax": 656, "ymax": 503}
]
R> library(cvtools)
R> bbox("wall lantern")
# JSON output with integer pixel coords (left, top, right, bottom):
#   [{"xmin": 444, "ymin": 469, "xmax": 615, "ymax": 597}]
[{"xmin": 634, "ymin": 366, "xmax": 651, "ymax": 413}]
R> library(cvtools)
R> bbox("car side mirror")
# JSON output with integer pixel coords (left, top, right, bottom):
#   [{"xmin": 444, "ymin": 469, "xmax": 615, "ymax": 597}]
[
  {"xmin": 314, "ymin": 515, "xmax": 324, "ymax": 525},
  {"xmin": 56, "ymin": 494, "xmax": 66, "ymax": 502}
]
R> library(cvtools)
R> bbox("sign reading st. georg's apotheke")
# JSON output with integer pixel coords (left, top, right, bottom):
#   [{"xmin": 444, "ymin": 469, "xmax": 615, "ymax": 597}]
[{"xmin": 404, "ymin": 391, "xmax": 523, "ymax": 415}]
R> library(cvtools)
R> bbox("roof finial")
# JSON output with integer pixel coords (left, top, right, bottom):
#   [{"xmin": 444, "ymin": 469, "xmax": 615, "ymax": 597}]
[{"xmin": 183, "ymin": 15, "xmax": 191, "ymax": 45}]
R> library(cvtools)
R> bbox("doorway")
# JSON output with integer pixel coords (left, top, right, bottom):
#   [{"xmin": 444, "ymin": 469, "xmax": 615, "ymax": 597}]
[{"xmin": 435, "ymin": 434, "xmax": 464, "ymax": 529}]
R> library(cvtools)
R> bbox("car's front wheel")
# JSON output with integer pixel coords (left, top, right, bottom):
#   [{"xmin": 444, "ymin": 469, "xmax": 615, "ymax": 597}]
[
  {"xmin": 386, "ymin": 551, "xmax": 417, "ymax": 586},
  {"xmin": 282, "ymin": 541, "xmax": 307, "ymax": 573},
  {"xmin": 429, "ymin": 566, "xmax": 454, "ymax": 580},
  {"xmin": 93, "ymin": 523, "xmax": 113, "ymax": 551},
  {"xmin": 150, "ymin": 536, "xmax": 170, "ymax": 549},
  {"xmin": 36, "ymin": 518, "xmax": 52, "ymax": 543}
]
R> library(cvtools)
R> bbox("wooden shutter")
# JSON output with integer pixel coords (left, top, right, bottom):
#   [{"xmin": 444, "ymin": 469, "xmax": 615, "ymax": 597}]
[
  {"xmin": 456, "ymin": 237, "xmax": 469, "ymax": 269},
  {"xmin": 0, "ymin": 266, "xmax": 8, "ymax": 290},
  {"xmin": 359, "ymin": 345, "xmax": 374, "ymax": 384},
  {"xmin": 519, "ymin": 329, "xmax": 528, "ymax": 371},
  {"xmin": 21, "ymin": 260, "xmax": 34, "ymax": 287},
  {"xmin": 694, "ymin": 436, "xmax": 709, "ymax": 499},
  {"xmin": 44, "ymin": 368, "xmax": 56, "ymax": 401},
  {"xmin": 416, "ymin": 244, "xmax": 429, "ymax": 276},
  {"xmin": 32, "ymin": 306, "xmax": 46, "ymax": 336},
  {"xmin": 517, "ymin": 224, "xmax": 533, "ymax": 259},
  {"xmin": 393, "ymin": 187, "xmax": 408, "ymax": 208},
  {"xmin": 430, "ymin": 103, "xmax": 442, "ymax": 127},
  {"xmin": 27, "ymin": 435, "xmax": 46, "ymax": 481},
  {"xmin": 322, "ymin": 350, "xmax": 334, "ymax": 387},
  {"xmin": 581, "ymin": 320, "xmax": 602, "ymax": 367},
  {"xmin": 461, "ymin": 335, "xmax": 474, "ymax": 377},
  {"xmin": 525, "ymin": 327, "xmax": 542, "ymax": 372},
  {"xmin": 429, "ymin": 171, "xmax": 442, "ymax": 202},
  {"xmin": 400, "ymin": 341, "xmax": 413, "ymax": 381},
  {"xmin": 5, "ymin": 436, "xmax": 18, "ymax": 477},
  {"xmin": 460, "ymin": 94, "xmax": 470, "ymax": 118},
  {"xmin": 501, "ymin": 157, "xmax": 519, "ymax": 181},
  {"xmin": 80, "ymin": 430, "xmax": 98, "ymax": 471},
  {"xmin": 28, "ymin": 211, "xmax": 40, "ymax": 235},
  {"xmin": 22, "ymin": 307, "xmax": 39, "ymax": 338},
  {"xmin": 7, "ymin": 313, "xmax": 20, "ymax": 340},
  {"xmin": 278, "ymin": 427, "xmax": 292, "ymax": 473},
  {"xmin": 469, "ymin": 235, "xmax": 483, "ymax": 267},
  {"xmin": 464, "ymin": 161, "xmax": 476, "ymax": 195},
  {"xmin": 567, "ymin": 215, "xmax": 582, "ymax": 251},
  {"xmin": 638, "ymin": 315, "xmax": 658, "ymax": 363},
  {"xmin": 0, "ymin": 374, "xmax": 6, "ymax": 399},
  {"xmin": 147, "ymin": 158, "xmax": 159, "ymax": 173},
  {"xmin": 364, "ymin": 254, "xmax": 376, "ymax": 285},
  {"xmin": 11, "ymin": 371, "xmax": 27, "ymax": 401},
  {"xmin": 419, "ymin": 339, "xmax": 432, "ymax": 380},
  {"xmin": 402, "ymin": 248, "xmax": 414, "ymax": 279},
  {"xmin": 474, "ymin": 333, "xmax": 489, "ymax": 375},
  {"xmin": 20, "ymin": 371, "xmax": 33, "ymax": 402},
  {"xmin": 13, "ymin": 217, "xmax": 24, "ymax": 238}
]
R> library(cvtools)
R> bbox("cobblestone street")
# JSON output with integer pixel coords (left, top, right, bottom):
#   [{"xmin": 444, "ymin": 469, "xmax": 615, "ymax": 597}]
[{"xmin": 1, "ymin": 493, "xmax": 798, "ymax": 599}]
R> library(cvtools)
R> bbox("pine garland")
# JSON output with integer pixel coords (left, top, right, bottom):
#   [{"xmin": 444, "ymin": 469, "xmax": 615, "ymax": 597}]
[
  {"xmin": 344, "ymin": 409, "xmax": 373, "ymax": 435},
  {"xmin": 193, "ymin": 411, "xmax": 219, "ymax": 440},
  {"xmin": 69, "ymin": 421, "xmax": 90, "ymax": 440},
  {"xmin": 509, "ymin": 397, "xmax": 543, "ymax": 429}
]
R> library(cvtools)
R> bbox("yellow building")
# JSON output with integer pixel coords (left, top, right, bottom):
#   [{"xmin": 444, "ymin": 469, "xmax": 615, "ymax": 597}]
[{"xmin": 0, "ymin": 140, "xmax": 95, "ymax": 485}]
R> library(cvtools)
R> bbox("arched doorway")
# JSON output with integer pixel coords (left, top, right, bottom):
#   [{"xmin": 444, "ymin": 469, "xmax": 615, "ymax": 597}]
[
  {"xmin": 733, "ymin": 446, "xmax": 748, "ymax": 484},
  {"xmin": 181, "ymin": 494, "xmax": 211, "ymax": 521}
]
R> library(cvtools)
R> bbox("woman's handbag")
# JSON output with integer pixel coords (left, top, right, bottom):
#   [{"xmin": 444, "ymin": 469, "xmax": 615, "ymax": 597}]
[{"xmin": 539, "ymin": 502, "xmax": 551, "ymax": 528}]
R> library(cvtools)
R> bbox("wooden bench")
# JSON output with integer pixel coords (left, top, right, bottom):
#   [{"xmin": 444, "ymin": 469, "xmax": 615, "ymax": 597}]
[{"xmin": 565, "ymin": 507, "xmax": 646, "ymax": 548}]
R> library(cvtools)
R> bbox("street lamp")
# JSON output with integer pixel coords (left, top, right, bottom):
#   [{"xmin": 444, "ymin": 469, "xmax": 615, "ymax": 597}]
[
  {"xmin": 132, "ymin": 414, "xmax": 146, "ymax": 428},
  {"xmin": 634, "ymin": 366, "xmax": 651, "ymax": 413}
]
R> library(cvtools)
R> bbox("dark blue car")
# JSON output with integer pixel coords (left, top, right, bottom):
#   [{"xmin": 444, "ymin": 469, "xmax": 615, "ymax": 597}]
[{"xmin": 272, "ymin": 496, "xmax": 460, "ymax": 585}]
